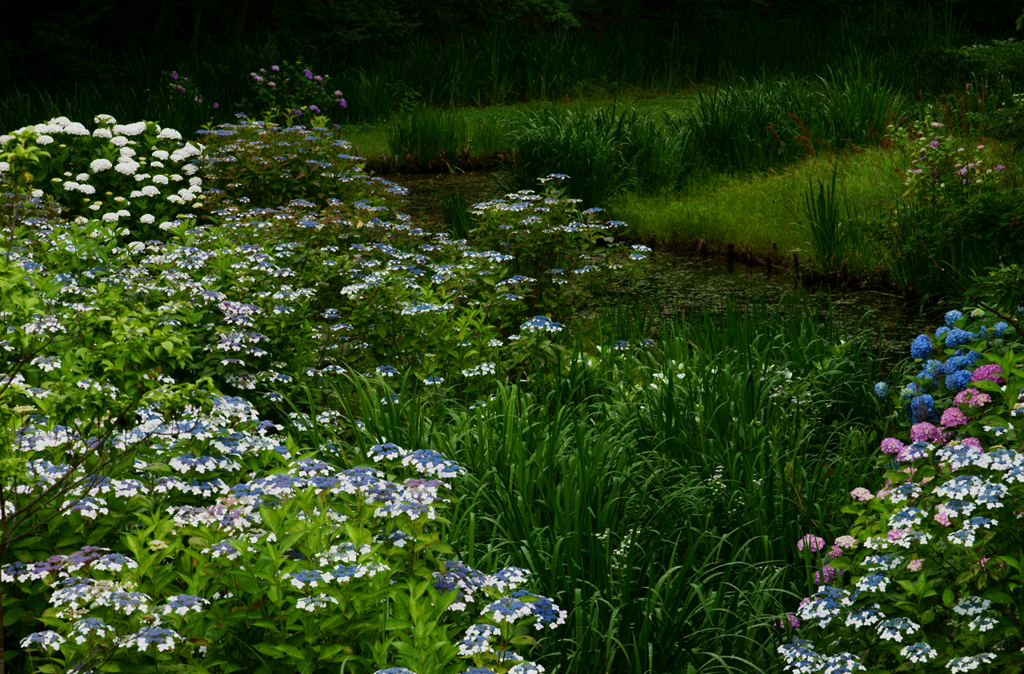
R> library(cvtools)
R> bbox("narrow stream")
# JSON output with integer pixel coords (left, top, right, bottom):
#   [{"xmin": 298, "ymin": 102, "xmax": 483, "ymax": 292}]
[{"xmin": 628, "ymin": 251, "xmax": 938, "ymax": 361}]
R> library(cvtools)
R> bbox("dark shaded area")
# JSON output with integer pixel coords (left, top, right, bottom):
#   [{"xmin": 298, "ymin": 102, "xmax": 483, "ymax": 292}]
[{"xmin": 3, "ymin": 0, "xmax": 1019, "ymax": 94}]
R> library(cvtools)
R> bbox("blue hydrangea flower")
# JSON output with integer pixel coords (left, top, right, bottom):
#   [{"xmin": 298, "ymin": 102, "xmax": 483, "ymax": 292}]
[
  {"xmin": 20, "ymin": 630, "xmax": 65, "ymax": 650},
  {"xmin": 910, "ymin": 335, "xmax": 932, "ymax": 360},
  {"xmin": 945, "ymin": 328, "xmax": 976, "ymax": 348},
  {"xmin": 935, "ymin": 326, "xmax": 950, "ymax": 340},
  {"xmin": 943, "ymin": 354, "xmax": 969, "ymax": 374},
  {"xmin": 900, "ymin": 641, "xmax": 937, "ymax": 663},
  {"xmin": 874, "ymin": 382, "xmax": 887, "ymax": 397},
  {"xmin": 944, "ymin": 310, "xmax": 963, "ymax": 327},
  {"xmin": 909, "ymin": 394, "xmax": 935, "ymax": 424},
  {"xmin": 797, "ymin": 586, "xmax": 853, "ymax": 627},
  {"xmin": 992, "ymin": 321, "xmax": 1008, "ymax": 337},
  {"xmin": 948, "ymin": 369, "xmax": 972, "ymax": 391}
]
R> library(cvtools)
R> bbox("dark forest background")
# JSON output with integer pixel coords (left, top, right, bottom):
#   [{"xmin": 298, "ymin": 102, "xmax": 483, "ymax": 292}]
[{"xmin": 4, "ymin": 0, "xmax": 1020, "ymax": 93}]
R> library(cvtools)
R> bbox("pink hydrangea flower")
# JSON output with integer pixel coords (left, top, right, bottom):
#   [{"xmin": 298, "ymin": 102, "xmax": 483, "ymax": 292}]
[
  {"xmin": 833, "ymin": 535, "xmax": 858, "ymax": 549},
  {"xmin": 887, "ymin": 528, "xmax": 909, "ymax": 542},
  {"xmin": 774, "ymin": 614, "xmax": 801, "ymax": 628},
  {"xmin": 933, "ymin": 509, "xmax": 951, "ymax": 527},
  {"xmin": 954, "ymin": 388, "xmax": 992, "ymax": 407},
  {"xmin": 910, "ymin": 422, "xmax": 944, "ymax": 443},
  {"xmin": 940, "ymin": 406, "xmax": 969, "ymax": 428},
  {"xmin": 797, "ymin": 534, "xmax": 826, "ymax": 552},
  {"xmin": 880, "ymin": 437, "xmax": 904, "ymax": 454},
  {"xmin": 971, "ymin": 364, "xmax": 1005, "ymax": 385},
  {"xmin": 960, "ymin": 437, "xmax": 983, "ymax": 448},
  {"xmin": 906, "ymin": 559, "xmax": 923, "ymax": 572},
  {"xmin": 826, "ymin": 545, "xmax": 844, "ymax": 558},
  {"xmin": 850, "ymin": 487, "xmax": 874, "ymax": 501},
  {"xmin": 815, "ymin": 563, "xmax": 841, "ymax": 585}
]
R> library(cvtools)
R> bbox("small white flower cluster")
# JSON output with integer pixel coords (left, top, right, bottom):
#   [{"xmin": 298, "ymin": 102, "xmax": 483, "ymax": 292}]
[{"xmin": 461, "ymin": 362, "xmax": 496, "ymax": 378}]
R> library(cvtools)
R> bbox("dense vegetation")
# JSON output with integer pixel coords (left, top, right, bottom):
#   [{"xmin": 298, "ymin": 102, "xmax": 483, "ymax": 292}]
[{"xmin": 2, "ymin": 3, "xmax": 1024, "ymax": 674}]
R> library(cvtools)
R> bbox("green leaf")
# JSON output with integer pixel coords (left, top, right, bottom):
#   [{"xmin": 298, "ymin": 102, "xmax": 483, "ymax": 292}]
[
  {"xmin": 253, "ymin": 643, "xmax": 284, "ymax": 658},
  {"xmin": 942, "ymin": 588, "xmax": 956, "ymax": 607},
  {"xmin": 318, "ymin": 644, "xmax": 346, "ymax": 661},
  {"xmin": 3, "ymin": 607, "xmax": 25, "ymax": 627},
  {"xmin": 996, "ymin": 555, "xmax": 1021, "ymax": 571},
  {"xmin": 277, "ymin": 644, "xmax": 305, "ymax": 660}
]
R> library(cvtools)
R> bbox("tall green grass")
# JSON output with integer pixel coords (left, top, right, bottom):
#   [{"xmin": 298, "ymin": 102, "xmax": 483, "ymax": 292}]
[
  {"xmin": 318, "ymin": 294, "xmax": 884, "ymax": 674},
  {"xmin": 508, "ymin": 104, "xmax": 698, "ymax": 205},
  {"xmin": 801, "ymin": 161, "xmax": 864, "ymax": 277},
  {"xmin": 439, "ymin": 188, "xmax": 474, "ymax": 239},
  {"xmin": 506, "ymin": 65, "xmax": 904, "ymax": 205},
  {"xmin": 386, "ymin": 108, "xmax": 469, "ymax": 166}
]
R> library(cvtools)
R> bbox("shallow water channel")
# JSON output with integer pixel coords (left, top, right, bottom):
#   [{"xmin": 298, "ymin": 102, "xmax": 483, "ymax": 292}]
[
  {"xmin": 392, "ymin": 170, "xmax": 939, "ymax": 363},
  {"xmin": 628, "ymin": 251, "xmax": 938, "ymax": 362}
]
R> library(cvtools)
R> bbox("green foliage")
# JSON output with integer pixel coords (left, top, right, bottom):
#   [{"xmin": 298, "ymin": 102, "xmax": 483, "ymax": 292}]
[
  {"xmin": 989, "ymin": 91, "xmax": 1024, "ymax": 155},
  {"xmin": 863, "ymin": 116, "xmax": 1024, "ymax": 300},
  {"xmin": 346, "ymin": 293, "xmax": 884, "ymax": 674},
  {"xmin": 197, "ymin": 120, "xmax": 363, "ymax": 207}
]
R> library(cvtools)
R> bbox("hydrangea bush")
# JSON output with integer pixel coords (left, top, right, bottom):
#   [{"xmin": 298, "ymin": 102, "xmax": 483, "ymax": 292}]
[
  {"xmin": 0, "ymin": 111, "xmax": 656, "ymax": 672},
  {"xmin": 0, "ymin": 115, "xmax": 205, "ymax": 242},
  {"xmin": 3, "ymin": 116, "xmax": 647, "ymax": 414},
  {"xmin": 242, "ymin": 61, "xmax": 346, "ymax": 127},
  {"xmin": 893, "ymin": 118, "xmax": 1009, "ymax": 207},
  {"xmin": 779, "ymin": 307, "xmax": 1024, "ymax": 673},
  {"xmin": 469, "ymin": 174, "xmax": 644, "ymax": 317},
  {"xmin": 8, "ymin": 419, "xmax": 565, "ymax": 673}
]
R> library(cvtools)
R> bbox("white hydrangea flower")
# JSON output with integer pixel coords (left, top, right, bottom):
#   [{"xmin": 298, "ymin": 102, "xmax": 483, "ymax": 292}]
[
  {"xmin": 110, "ymin": 136, "xmax": 129, "ymax": 147},
  {"xmin": 92, "ymin": 128, "xmax": 112, "ymax": 139},
  {"xmin": 113, "ymin": 122, "xmax": 147, "ymax": 136},
  {"xmin": 76, "ymin": 173, "xmax": 90, "ymax": 181},
  {"xmin": 152, "ymin": 174, "xmax": 168, "ymax": 185},
  {"xmin": 115, "ymin": 159, "xmax": 139, "ymax": 175},
  {"xmin": 140, "ymin": 214, "xmax": 155, "ymax": 224},
  {"xmin": 152, "ymin": 150, "xmax": 170, "ymax": 160},
  {"xmin": 157, "ymin": 128, "xmax": 182, "ymax": 140},
  {"xmin": 90, "ymin": 158, "xmax": 112, "ymax": 172}
]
